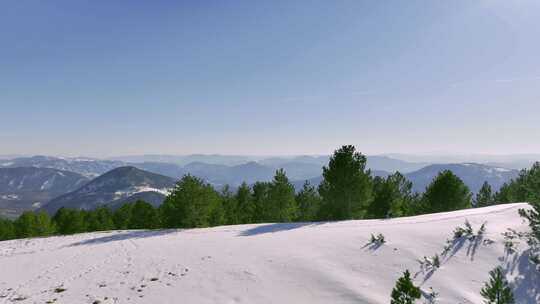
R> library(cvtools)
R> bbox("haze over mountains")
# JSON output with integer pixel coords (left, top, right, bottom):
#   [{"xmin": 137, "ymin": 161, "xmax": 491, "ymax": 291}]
[{"xmin": 0, "ymin": 154, "xmax": 527, "ymax": 218}]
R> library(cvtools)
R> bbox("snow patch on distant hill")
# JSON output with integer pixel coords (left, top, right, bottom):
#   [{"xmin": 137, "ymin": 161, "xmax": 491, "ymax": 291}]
[
  {"xmin": 113, "ymin": 186, "xmax": 172, "ymax": 200},
  {"xmin": 0, "ymin": 194, "xmax": 19, "ymax": 201}
]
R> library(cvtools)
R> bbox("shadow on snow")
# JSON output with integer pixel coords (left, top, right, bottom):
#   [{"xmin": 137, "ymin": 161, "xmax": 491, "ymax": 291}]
[
  {"xmin": 67, "ymin": 229, "xmax": 177, "ymax": 247},
  {"xmin": 238, "ymin": 222, "xmax": 325, "ymax": 236},
  {"xmin": 502, "ymin": 249, "xmax": 540, "ymax": 304}
]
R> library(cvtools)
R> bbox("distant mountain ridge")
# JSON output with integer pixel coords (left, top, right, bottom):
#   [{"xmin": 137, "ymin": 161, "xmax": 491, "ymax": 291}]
[
  {"xmin": 0, "ymin": 167, "xmax": 90, "ymax": 218},
  {"xmin": 404, "ymin": 163, "xmax": 519, "ymax": 193},
  {"xmin": 0, "ymin": 156, "xmax": 124, "ymax": 178},
  {"xmin": 2, "ymin": 156, "xmax": 524, "ymax": 217},
  {"xmin": 40, "ymin": 166, "xmax": 176, "ymax": 215},
  {"xmin": 0, "ymin": 155, "xmax": 426, "ymax": 188}
]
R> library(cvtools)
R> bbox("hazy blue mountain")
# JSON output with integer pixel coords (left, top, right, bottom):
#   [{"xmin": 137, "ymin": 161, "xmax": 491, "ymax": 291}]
[
  {"xmin": 40, "ymin": 166, "xmax": 176, "ymax": 215},
  {"xmin": 366, "ymin": 156, "xmax": 426, "ymax": 173},
  {"xmin": 291, "ymin": 176, "xmax": 324, "ymax": 191},
  {"xmin": 405, "ymin": 163, "xmax": 519, "ymax": 194},
  {"xmin": 225, "ymin": 162, "xmax": 275, "ymax": 185},
  {"xmin": 485, "ymin": 161, "xmax": 537, "ymax": 171},
  {"xmin": 260, "ymin": 155, "xmax": 424, "ymax": 174},
  {"xmin": 110, "ymin": 154, "xmax": 258, "ymax": 166},
  {"xmin": 132, "ymin": 162, "xmax": 185, "ymax": 179},
  {"xmin": 0, "ymin": 156, "xmax": 124, "ymax": 178},
  {"xmin": 107, "ymin": 191, "xmax": 169, "ymax": 209},
  {"xmin": 291, "ymin": 170, "xmax": 390, "ymax": 192},
  {"xmin": 384, "ymin": 153, "xmax": 539, "ymax": 170},
  {"xmin": 275, "ymin": 161, "xmax": 325, "ymax": 181},
  {"xmin": 0, "ymin": 167, "xmax": 90, "ymax": 218},
  {"xmin": 259, "ymin": 156, "xmax": 329, "ymax": 167},
  {"xmin": 180, "ymin": 161, "xmax": 274, "ymax": 187}
]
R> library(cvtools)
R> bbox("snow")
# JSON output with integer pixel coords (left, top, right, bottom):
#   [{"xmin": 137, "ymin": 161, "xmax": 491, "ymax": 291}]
[
  {"xmin": 0, "ymin": 203, "xmax": 538, "ymax": 304},
  {"xmin": 0, "ymin": 194, "xmax": 19, "ymax": 201},
  {"xmin": 40, "ymin": 180, "xmax": 51, "ymax": 190},
  {"xmin": 113, "ymin": 187, "xmax": 171, "ymax": 200}
]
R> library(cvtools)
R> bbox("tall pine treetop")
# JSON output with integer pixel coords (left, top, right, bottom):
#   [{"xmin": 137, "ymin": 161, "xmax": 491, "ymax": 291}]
[
  {"xmin": 480, "ymin": 266, "xmax": 514, "ymax": 304},
  {"xmin": 390, "ymin": 270, "xmax": 421, "ymax": 304},
  {"xmin": 318, "ymin": 145, "xmax": 372, "ymax": 220}
]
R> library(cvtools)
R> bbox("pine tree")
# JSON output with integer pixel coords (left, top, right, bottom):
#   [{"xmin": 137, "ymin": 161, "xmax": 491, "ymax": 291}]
[
  {"xmin": 235, "ymin": 182, "xmax": 255, "ymax": 224},
  {"xmin": 493, "ymin": 162, "xmax": 540, "ymax": 243},
  {"xmin": 252, "ymin": 181, "xmax": 270, "ymax": 222},
  {"xmin": 475, "ymin": 181, "xmax": 494, "ymax": 208},
  {"xmin": 480, "ymin": 267, "xmax": 514, "ymax": 304},
  {"xmin": 113, "ymin": 203, "xmax": 134, "ymax": 230},
  {"xmin": 367, "ymin": 172, "xmax": 414, "ymax": 219},
  {"xmin": 367, "ymin": 176, "xmax": 388, "ymax": 219},
  {"xmin": 0, "ymin": 218, "xmax": 15, "ymax": 241},
  {"xmin": 93, "ymin": 206, "xmax": 116, "ymax": 231},
  {"xmin": 390, "ymin": 270, "xmax": 421, "ymax": 304},
  {"xmin": 266, "ymin": 169, "xmax": 297, "ymax": 222},
  {"xmin": 221, "ymin": 185, "xmax": 239, "ymax": 225},
  {"xmin": 129, "ymin": 200, "xmax": 160, "ymax": 229},
  {"xmin": 494, "ymin": 162, "xmax": 540, "ymax": 205},
  {"xmin": 318, "ymin": 145, "xmax": 372, "ymax": 220},
  {"xmin": 14, "ymin": 211, "xmax": 55, "ymax": 238},
  {"xmin": 296, "ymin": 181, "xmax": 321, "ymax": 221},
  {"xmin": 159, "ymin": 175, "xmax": 221, "ymax": 228},
  {"xmin": 208, "ymin": 195, "xmax": 225, "ymax": 227},
  {"xmin": 53, "ymin": 208, "xmax": 86, "ymax": 234},
  {"xmin": 421, "ymin": 170, "xmax": 472, "ymax": 213},
  {"xmin": 84, "ymin": 208, "xmax": 115, "ymax": 232}
]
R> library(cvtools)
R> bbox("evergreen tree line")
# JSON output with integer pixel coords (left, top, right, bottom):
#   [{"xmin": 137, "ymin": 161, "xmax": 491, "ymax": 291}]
[
  {"xmin": 488, "ymin": 162, "xmax": 540, "ymax": 244},
  {"xmin": 0, "ymin": 200, "xmax": 161, "ymax": 240},
  {"xmin": 1, "ymin": 146, "xmax": 539, "ymax": 241}
]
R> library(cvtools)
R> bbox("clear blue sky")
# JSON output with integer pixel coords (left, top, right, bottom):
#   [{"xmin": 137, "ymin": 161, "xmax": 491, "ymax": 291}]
[{"xmin": 1, "ymin": 0, "xmax": 539, "ymax": 157}]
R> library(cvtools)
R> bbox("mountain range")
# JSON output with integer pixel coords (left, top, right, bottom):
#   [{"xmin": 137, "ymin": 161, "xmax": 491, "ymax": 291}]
[
  {"xmin": 0, "ymin": 155, "xmax": 526, "ymax": 218},
  {"xmin": 0, "ymin": 156, "xmax": 124, "ymax": 178},
  {"xmin": 0, "ymin": 167, "xmax": 90, "ymax": 218},
  {"xmin": 404, "ymin": 163, "xmax": 519, "ymax": 193},
  {"xmin": 40, "ymin": 166, "xmax": 176, "ymax": 215}
]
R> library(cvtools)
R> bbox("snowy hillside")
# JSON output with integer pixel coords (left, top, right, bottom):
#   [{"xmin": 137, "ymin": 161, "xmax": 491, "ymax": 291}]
[
  {"xmin": 0, "ymin": 203, "xmax": 537, "ymax": 304},
  {"xmin": 41, "ymin": 167, "xmax": 175, "ymax": 214}
]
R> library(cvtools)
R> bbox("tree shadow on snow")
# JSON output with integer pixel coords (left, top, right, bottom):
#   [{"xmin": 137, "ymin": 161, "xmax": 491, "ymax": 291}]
[
  {"xmin": 361, "ymin": 241, "xmax": 383, "ymax": 251},
  {"xmin": 419, "ymin": 268, "xmax": 436, "ymax": 285},
  {"xmin": 444, "ymin": 237, "xmax": 467, "ymax": 262},
  {"xmin": 67, "ymin": 229, "xmax": 178, "ymax": 247},
  {"xmin": 502, "ymin": 249, "xmax": 540, "ymax": 304},
  {"xmin": 238, "ymin": 222, "xmax": 324, "ymax": 236},
  {"xmin": 466, "ymin": 234, "xmax": 483, "ymax": 261}
]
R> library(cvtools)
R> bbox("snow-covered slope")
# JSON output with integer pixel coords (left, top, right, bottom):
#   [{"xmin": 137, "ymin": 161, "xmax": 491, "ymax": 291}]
[{"xmin": 1, "ymin": 203, "xmax": 537, "ymax": 304}]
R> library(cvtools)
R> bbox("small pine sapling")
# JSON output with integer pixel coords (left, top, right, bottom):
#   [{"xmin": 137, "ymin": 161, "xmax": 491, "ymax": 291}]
[
  {"xmin": 464, "ymin": 220, "xmax": 474, "ymax": 236},
  {"xmin": 480, "ymin": 267, "xmax": 514, "ymax": 304},
  {"xmin": 369, "ymin": 233, "xmax": 386, "ymax": 245},
  {"xmin": 390, "ymin": 270, "xmax": 421, "ymax": 304},
  {"xmin": 478, "ymin": 222, "xmax": 487, "ymax": 236},
  {"xmin": 432, "ymin": 254, "xmax": 440, "ymax": 269}
]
